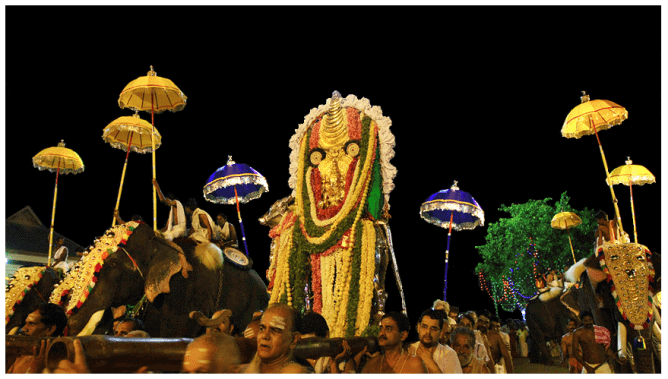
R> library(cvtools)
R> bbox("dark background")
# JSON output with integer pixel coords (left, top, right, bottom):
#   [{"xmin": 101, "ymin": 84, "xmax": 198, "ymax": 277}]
[{"xmin": 4, "ymin": 6, "xmax": 661, "ymax": 335}]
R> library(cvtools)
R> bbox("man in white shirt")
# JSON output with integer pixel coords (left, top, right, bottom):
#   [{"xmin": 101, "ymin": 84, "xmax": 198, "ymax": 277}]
[{"xmin": 410, "ymin": 308, "xmax": 462, "ymax": 373}]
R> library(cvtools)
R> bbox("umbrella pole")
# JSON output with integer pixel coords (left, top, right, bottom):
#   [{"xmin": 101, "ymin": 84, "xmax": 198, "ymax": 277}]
[
  {"xmin": 151, "ymin": 96, "xmax": 157, "ymax": 232},
  {"xmin": 234, "ymin": 186, "xmax": 249, "ymax": 256},
  {"xmin": 629, "ymin": 183, "xmax": 638, "ymax": 243},
  {"xmin": 47, "ymin": 165, "xmax": 60, "ymax": 267},
  {"xmin": 566, "ymin": 227, "xmax": 577, "ymax": 264},
  {"xmin": 590, "ymin": 116, "xmax": 625, "ymax": 236},
  {"xmin": 443, "ymin": 213, "xmax": 454, "ymax": 301},
  {"xmin": 112, "ymin": 135, "xmax": 133, "ymax": 227}
]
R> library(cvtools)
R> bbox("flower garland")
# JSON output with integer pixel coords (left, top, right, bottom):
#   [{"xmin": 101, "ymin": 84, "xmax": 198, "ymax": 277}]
[
  {"xmin": 5, "ymin": 266, "xmax": 46, "ymax": 325},
  {"xmin": 310, "ymin": 253, "xmax": 323, "ymax": 313},
  {"xmin": 310, "ymin": 159, "xmax": 359, "ymax": 221},
  {"xmin": 269, "ymin": 228, "xmax": 293, "ymax": 304},
  {"xmin": 50, "ymin": 222, "xmax": 139, "ymax": 316},
  {"xmin": 354, "ymin": 220, "xmax": 376, "ymax": 333},
  {"xmin": 320, "ymin": 253, "xmax": 336, "ymax": 325},
  {"xmin": 597, "ymin": 244, "xmax": 655, "ymax": 330}
]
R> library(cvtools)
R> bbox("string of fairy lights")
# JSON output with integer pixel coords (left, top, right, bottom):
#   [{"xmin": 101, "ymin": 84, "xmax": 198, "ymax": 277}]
[{"xmin": 478, "ymin": 238, "xmax": 554, "ymax": 314}]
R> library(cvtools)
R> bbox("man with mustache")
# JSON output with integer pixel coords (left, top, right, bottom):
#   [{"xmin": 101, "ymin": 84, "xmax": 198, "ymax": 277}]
[
  {"xmin": 477, "ymin": 310, "xmax": 513, "ymax": 373},
  {"xmin": 572, "ymin": 310, "xmax": 625, "ymax": 373},
  {"xmin": 409, "ymin": 308, "xmax": 462, "ymax": 373},
  {"xmin": 7, "ymin": 304, "xmax": 67, "ymax": 373},
  {"xmin": 451, "ymin": 327, "xmax": 491, "ymax": 373},
  {"xmin": 459, "ymin": 312, "xmax": 495, "ymax": 373},
  {"xmin": 362, "ymin": 311, "xmax": 427, "ymax": 373}
]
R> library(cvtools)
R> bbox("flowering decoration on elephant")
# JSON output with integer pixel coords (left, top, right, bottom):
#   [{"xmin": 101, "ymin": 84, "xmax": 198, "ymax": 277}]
[
  {"xmin": 49, "ymin": 222, "xmax": 140, "ymax": 317},
  {"xmin": 267, "ymin": 91, "xmax": 396, "ymax": 337},
  {"xmin": 5, "ymin": 266, "xmax": 46, "ymax": 325}
]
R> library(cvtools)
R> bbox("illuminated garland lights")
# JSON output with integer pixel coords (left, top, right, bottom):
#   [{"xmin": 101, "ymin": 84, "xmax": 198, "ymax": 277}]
[{"xmin": 480, "ymin": 239, "xmax": 571, "ymax": 313}]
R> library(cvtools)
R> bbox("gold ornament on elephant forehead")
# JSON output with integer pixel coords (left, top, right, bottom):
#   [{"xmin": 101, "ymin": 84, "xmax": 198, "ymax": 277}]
[{"xmin": 601, "ymin": 243, "xmax": 653, "ymax": 329}]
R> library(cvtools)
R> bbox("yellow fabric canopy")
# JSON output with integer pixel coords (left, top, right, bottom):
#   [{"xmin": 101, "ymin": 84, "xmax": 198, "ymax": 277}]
[
  {"xmin": 118, "ymin": 66, "xmax": 187, "ymax": 114},
  {"xmin": 561, "ymin": 98, "xmax": 628, "ymax": 139},
  {"xmin": 103, "ymin": 113, "xmax": 162, "ymax": 154},
  {"xmin": 32, "ymin": 140, "xmax": 85, "ymax": 174}
]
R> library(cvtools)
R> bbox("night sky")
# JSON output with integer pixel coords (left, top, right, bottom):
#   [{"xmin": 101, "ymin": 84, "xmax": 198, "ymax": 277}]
[{"xmin": 4, "ymin": 5, "xmax": 661, "ymax": 331}]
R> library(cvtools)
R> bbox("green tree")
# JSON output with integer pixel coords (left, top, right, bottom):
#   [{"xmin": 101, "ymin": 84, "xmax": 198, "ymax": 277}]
[{"xmin": 475, "ymin": 192, "xmax": 598, "ymax": 313}]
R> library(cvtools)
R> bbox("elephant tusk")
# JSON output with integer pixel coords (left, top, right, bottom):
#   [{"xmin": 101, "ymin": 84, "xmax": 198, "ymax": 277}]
[
  {"xmin": 653, "ymin": 322, "xmax": 661, "ymax": 343},
  {"xmin": 618, "ymin": 322, "xmax": 627, "ymax": 359},
  {"xmin": 8, "ymin": 326, "xmax": 19, "ymax": 335},
  {"xmin": 189, "ymin": 310, "xmax": 231, "ymax": 327},
  {"xmin": 77, "ymin": 309, "xmax": 106, "ymax": 336}
]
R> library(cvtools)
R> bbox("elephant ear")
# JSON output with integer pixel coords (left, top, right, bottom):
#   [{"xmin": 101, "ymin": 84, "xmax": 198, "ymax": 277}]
[{"xmin": 144, "ymin": 242, "xmax": 183, "ymax": 303}]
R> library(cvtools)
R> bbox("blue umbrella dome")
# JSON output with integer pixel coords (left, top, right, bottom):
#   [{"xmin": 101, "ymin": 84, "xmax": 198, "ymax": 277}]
[
  {"xmin": 203, "ymin": 156, "xmax": 269, "ymax": 205},
  {"xmin": 419, "ymin": 181, "xmax": 484, "ymax": 231}
]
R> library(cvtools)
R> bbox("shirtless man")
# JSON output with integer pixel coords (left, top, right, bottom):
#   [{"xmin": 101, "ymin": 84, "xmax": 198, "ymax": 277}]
[
  {"xmin": 242, "ymin": 304, "xmax": 310, "ymax": 373},
  {"xmin": 478, "ymin": 311, "xmax": 513, "ymax": 373},
  {"xmin": 7, "ymin": 304, "xmax": 67, "ymax": 373},
  {"xmin": 572, "ymin": 311, "xmax": 625, "ymax": 373},
  {"xmin": 560, "ymin": 318, "xmax": 583, "ymax": 373},
  {"xmin": 361, "ymin": 311, "xmax": 427, "ymax": 373}
]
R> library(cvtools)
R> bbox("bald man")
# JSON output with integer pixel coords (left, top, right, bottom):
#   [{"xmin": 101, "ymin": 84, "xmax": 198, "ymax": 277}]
[{"xmin": 182, "ymin": 334, "xmax": 241, "ymax": 373}]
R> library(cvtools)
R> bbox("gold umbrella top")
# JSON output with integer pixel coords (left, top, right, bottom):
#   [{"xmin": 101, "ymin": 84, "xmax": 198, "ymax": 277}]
[
  {"xmin": 118, "ymin": 66, "xmax": 187, "ymax": 114},
  {"xmin": 561, "ymin": 91, "xmax": 628, "ymax": 139},
  {"xmin": 103, "ymin": 112, "xmax": 163, "ymax": 154},
  {"xmin": 33, "ymin": 140, "xmax": 85, "ymax": 174},
  {"xmin": 551, "ymin": 211, "xmax": 582, "ymax": 230},
  {"xmin": 607, "ymin": 157, "xmax": 656, "ymax": 186}
]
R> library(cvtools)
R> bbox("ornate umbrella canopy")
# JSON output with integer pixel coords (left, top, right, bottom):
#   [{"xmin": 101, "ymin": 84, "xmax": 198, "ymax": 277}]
[
  {"xmin": 118, "ymin": 66, "xmax": 187, "ymax": 114},
  {"xmin": 118, "ymin": 66, "xmax": 187, "ymax": 231},
  {"xmin": 32, "ymin": 140, "xmax": 85, "ymax": 174},
  {"xmin": 420, "ymin": 181, "xmax": 485, "ymax": 231},
  {"xmin": 420, "ymin": 181, "xmax": 484, "ymax": 300},
  {"xmin": 607, "ymin": 157, "xmax": 656, "ymax": 186},
  {"xmin": 551, "ymin": 211, "xmax": 582, "ymax": 264},
  {"xmin": 102, "ymin": 112, "xmax": 162, "ymax": 154},
  {"xmin": 33, "ymin": 140, "xmax": 84, "ymax": 266},
  {"xmin": 561, "ymin": 91, "xmax": 628, "ymax": 237},
  {"xmin": 204, "ymin": 156, "xmax": 269, "ymax": 205},
  {"xmin": 103, "ymin": 113, "xmax": 163, "ymax": 226},
  {"xmin": 550, "ymin": 211, "xmax": 582, "ymax": 230},
  {"xmin": 607, "ymin": 157, "xmax": 656, "ymax": 244},
  {"xmin": 204, "ymin": 156, "xmax": 269, "ymax": 256},
  {"xmin": 561, "ymin": 92, "xmax": 628, "ymax": 139}
]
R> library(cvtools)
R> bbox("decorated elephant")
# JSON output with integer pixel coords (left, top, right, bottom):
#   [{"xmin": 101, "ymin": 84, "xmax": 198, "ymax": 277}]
[
  {"xmin": 525, "ymin": 295, "xmax": 575, "ymax": 365},
  {"xmin": 561, "ymin": 243, "xmax": 661, "ymax": 373},
  {"xmin": 5, "ymin": 266, "xmax": 59, "ymax": 334},
  {"xmin": 265, "ymin": 91, "xmax": 405, "ymax": 337},
  {"xmin": 49, "ymin": 221, "xmax": 268, "ymax": 337}
]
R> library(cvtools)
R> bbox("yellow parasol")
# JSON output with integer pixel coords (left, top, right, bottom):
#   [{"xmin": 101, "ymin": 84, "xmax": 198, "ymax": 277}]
[
  {"xmin": 550, "ymin": 211, "xmax": 582, "ymax": 264},
  {"xmin": 606, "ymin": 157, "xmax": 656, "ymax": 244},
  {"xmin": 103, "ymin": 112, "xmax": 162, "ymax": 226},
  {"xmin": 118, "ymin": 66, "xmax": 186, "ymax": 231},
  {"xmin": 561, "ymin": 91, "xmax": 628, "ymax": 236},
  {"xmin": 32, "ymin": 140, "xmax": 85, "ymax": 266}
]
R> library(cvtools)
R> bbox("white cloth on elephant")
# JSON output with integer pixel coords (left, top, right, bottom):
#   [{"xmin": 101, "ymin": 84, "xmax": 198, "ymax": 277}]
[
  {"xmin": 217, "ymin": 221, "xmax": 231, "ymax": 240},
  {"xmin": 190, "ymin": 208, "xmax": 220, "ymax": 243},
  {"xmin": 163, "ymin": 199, "xmax": 187, "ymax": 241},
  {"xmin": 582, "ymin": 361, "xmax": 614, "ymax": 374}
]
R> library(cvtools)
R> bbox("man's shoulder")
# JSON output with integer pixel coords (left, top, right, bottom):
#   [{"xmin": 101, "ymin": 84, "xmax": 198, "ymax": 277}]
[
  {"xmin": 561, "ymin": 332, "xmax": 573, "ymax": 340},
  {"xmin": 280, "ymin": 362, "xmax": 311, "ymax": 374},
  {"xmin": 404, "ymin": 355, "xmax": 428, "ymax": 373}
]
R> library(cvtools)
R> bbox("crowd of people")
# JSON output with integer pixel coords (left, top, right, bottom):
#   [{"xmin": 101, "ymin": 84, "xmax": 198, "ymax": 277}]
[{"xmin": 10, "ymin": 297, "xmax": 586, "ymax": 374}]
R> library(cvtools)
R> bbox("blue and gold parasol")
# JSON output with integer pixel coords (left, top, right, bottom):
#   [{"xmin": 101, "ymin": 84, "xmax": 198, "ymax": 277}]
[
  {"xmin": 203, "ymin": 156, "xmax": 269, "ymax": 255},
  {"xmin": 420, "ymin": 181, "xmax": 484, "ymax": 300}
]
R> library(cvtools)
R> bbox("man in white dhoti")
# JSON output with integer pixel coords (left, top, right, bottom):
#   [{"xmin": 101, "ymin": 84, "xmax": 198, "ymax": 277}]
[{"xmin": 153, "ymin": 179, "xmax": 187, "ymax": 241}]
